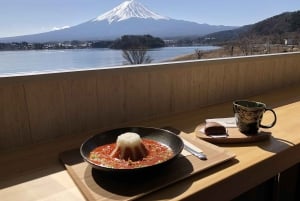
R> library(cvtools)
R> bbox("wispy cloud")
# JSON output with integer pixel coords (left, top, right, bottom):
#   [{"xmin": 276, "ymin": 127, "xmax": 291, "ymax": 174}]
[{"xmin": 52, "ymin": 26, "xmax": 70, "ymax": 31}]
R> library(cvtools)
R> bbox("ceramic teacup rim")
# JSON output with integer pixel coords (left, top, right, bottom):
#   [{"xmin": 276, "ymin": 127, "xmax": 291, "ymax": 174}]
[{"xmin": 233, "ymin": 100, "xmax": 266, "ymax": 109}]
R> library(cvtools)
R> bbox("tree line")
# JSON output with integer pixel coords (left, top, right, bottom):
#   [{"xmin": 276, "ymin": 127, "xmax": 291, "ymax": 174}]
[
  {"xmin": 0, "ymin": 35, "xmax": 165, "ymax": 51},
  {"xmin": 0, "ymin": 35, "xmax": 167, "ymax": 65}
]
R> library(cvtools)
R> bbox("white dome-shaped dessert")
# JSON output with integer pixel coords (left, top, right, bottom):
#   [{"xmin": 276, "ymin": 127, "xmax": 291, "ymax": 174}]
[{"xmin": 110, "ymin": 132, "xmax": 148, "ymax": 161}]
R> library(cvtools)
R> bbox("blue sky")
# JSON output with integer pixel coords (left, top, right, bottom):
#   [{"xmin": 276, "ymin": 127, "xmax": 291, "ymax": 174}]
[{"xmin": 1, "ymin": 0, "xmax": 300, "ymax": 38}]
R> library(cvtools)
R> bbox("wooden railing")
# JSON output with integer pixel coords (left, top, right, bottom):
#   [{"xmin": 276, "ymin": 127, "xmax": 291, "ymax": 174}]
[{"xmin": 1, "ymin": 52, "xmax": 300, "ymax": 151}]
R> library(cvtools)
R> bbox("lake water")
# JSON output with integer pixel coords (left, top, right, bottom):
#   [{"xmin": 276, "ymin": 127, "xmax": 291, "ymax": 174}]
[{"xmin": 0, "ymin": 46, "xmax": 219, "ymax": 76}]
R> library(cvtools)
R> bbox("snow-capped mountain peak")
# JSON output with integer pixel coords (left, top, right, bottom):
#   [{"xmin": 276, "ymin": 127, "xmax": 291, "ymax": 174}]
[
  {"xmin": 0, "ymin": 0, "xmax": 237, "ymax": 43},
  {"xmin": 93, "ymin": 0, "xmax": 169, "ymax": 24}
]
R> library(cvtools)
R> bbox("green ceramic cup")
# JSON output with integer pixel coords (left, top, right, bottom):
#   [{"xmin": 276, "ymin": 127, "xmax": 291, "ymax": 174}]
[{"xmin": 233, "ymin": 100, "xmax": 277, "ymax": 135}]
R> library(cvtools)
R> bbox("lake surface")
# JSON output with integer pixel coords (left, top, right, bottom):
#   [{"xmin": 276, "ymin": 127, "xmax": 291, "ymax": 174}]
[{"xmin": 0, "ymin": 46, "xmax": 219, "ymax": 76}]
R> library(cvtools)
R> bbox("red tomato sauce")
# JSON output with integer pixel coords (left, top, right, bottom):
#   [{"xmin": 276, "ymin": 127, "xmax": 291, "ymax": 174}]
[{"xmin": 89, "ymin": 139, "xmax": 174, "ymax": 169}]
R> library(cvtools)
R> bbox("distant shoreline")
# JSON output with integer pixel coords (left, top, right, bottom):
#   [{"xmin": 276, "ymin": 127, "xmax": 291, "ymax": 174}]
[{"xmin": 168, "ymin": 44, "xmax": 300, "ymax": 61}]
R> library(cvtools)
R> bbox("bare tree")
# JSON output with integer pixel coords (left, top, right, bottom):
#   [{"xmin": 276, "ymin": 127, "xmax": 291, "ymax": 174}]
[
  {"xmin": 224, "ymin": 45, "xmax": 235, "ymax": 56},
  {"xmin": 194, "ymin": 49, "xmax": 204, "ymax": 59},
  {"xmin": 122, "ymin": 48, "xmax": 152, "ymax": 65},
  {"xmin": 238, "ymin": 36, "xmax": 252, "ymax": 56},
  {"xmin": 237, "ymin": 32, "xmax": 259, "ymax": 56}
]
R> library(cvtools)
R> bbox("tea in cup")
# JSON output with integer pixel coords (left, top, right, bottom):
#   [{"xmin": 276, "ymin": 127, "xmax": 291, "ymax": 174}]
[{"xmin": 233, "ymin": 100, "xmax": 277, "ymax": 134}]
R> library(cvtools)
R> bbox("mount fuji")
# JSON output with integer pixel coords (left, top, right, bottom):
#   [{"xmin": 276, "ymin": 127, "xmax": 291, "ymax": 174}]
[{"xmin": 0, "ymin": 0, "xmax": 236, "ymax": 43}]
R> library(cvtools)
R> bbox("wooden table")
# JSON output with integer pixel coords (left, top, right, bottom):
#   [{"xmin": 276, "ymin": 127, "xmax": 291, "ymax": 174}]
[{"xmin": 1, "ymin": 84, "xmax": 300, "ymax": 201}]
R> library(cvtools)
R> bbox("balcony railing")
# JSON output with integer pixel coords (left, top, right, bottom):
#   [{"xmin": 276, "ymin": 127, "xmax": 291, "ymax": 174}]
[
  {"xmin": 1, "ymin": 52, "xmax": 300, "ymax": 151},
  {"xmin": 1, "ymin": 52, "xmax": 300, "ymax": 201}
]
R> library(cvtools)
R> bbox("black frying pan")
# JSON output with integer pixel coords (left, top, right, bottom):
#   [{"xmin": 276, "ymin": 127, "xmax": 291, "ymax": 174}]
[{"xmin": 80, "ymin": 127, "xmax": 184, "ymax": 173}]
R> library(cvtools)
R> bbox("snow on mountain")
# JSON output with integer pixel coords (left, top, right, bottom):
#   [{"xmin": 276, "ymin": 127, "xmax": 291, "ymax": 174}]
[
  {"xmin": 93, "ymin": 0, "xmax": 169, "ymax": 23},
  {"xmin": 0, "ymin": 0, "xmax": 237, "ymax": 43}
]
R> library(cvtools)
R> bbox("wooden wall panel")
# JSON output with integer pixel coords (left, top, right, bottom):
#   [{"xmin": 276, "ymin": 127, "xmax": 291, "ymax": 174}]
[
  {"xmin": 24, "ymin": 78, "xmax": 68, "ymax": 142},
  {"xmin": 62, "ymin": 73, "xmax": 99, "ymax": 135},
  {"xmin": 170, "ymin": 66, "xmax": 193, "ymax": 113},
  {"xmin": 123, "ymin": 69, "xmax": 151, "ymax": 122},
  {"xmin": 148, "ymin": 67, "xmax": 172, "ymax": 117},
  {"xmin": 207, "ymin": 63, "xmax": 225, "ymax": 104},
  {"xmin": 245, "ymin": 61, "xmax": 264, "ymax": 96},
  {"xmin": 0, "ymin": 84, "xmax": 31, "ymax": 150},
  {"xmin": 96, "ymin": 70, "xmax": 126, "ymax": 128},
  {"xmin": 222, "ymin": 62, "xmax": 240, "ymax": 101},
  {"xmin": 1, "ymin": 53, "xmax": 300, "ymax": 150},
  {"xmin": 236, "ymin": 61, "xmax": 250, "ymax": 99},
  {"xmin": 271, "ymin": 57, "xmax": 286, "ymax": 89},
  {"xmin": 189, "ymin": 64, "xmax": 209, "ymax": 109},
  {"xmin": 274, "ymin": 53, "xmax": 300, "ymax": 87},
  {"xmin": 287, "ymin": 54, "xmax": 300, "ymax": 84},
  {"xmin": 253, "ymin": 59, "xmax": 273, "ymax": 94}
]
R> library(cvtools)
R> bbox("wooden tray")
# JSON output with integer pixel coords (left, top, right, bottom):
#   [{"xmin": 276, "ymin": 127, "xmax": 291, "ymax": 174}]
[
  {"xmin": 195, "ymin": 124, "xmax": 271, "ymax": 144},
  {"xmin": 60, "ymin": 133, "xmax": 235, "ymax": 201}
]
